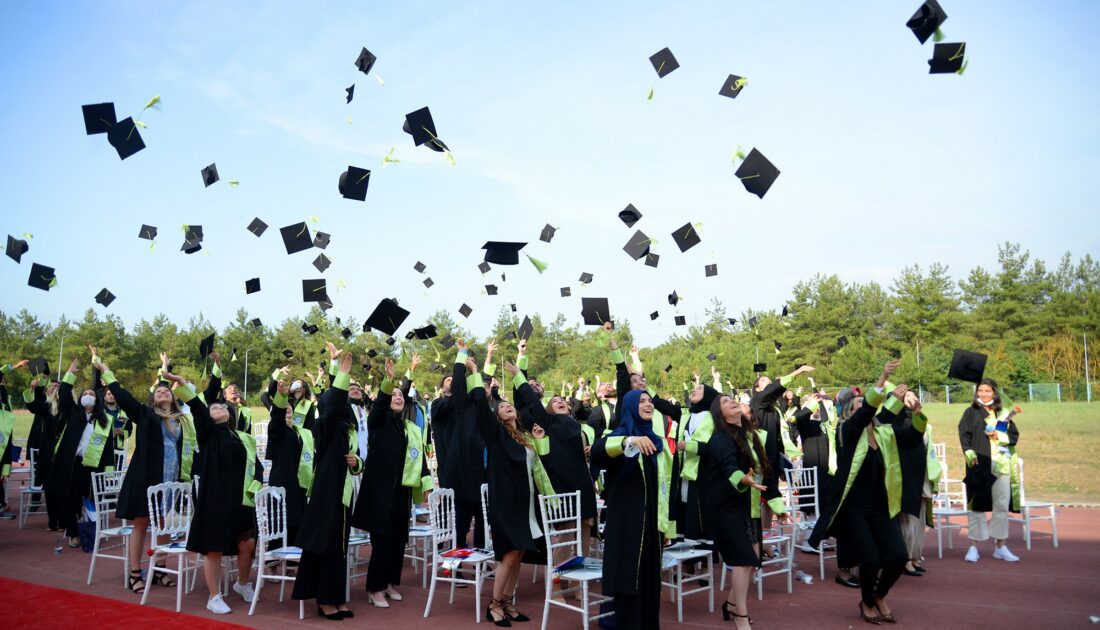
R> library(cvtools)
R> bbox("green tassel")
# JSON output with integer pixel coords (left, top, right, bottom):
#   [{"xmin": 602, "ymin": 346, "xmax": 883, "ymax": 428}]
[
  {"xmin": 647, "ymin": 87, "xmax": 654, "ymax": 100},
  {"xmin": 346, "ymin": 116, "xmax": 354, "ymax": 125},
  {"xmin": 143, "ymin": 94, "xmax": 162, "ymax": 110},
  {"xmin": 375, "ymin": 75, "xmax": 385, "ymax": 86},
  {"xmin": 932, "ymin": 27, "xmax": 944, "ymax": 43},
  {"xmin": 382, "ymin": 147, "xmax": 400, "ymax": 165},
  {"xmin": 445, "ymin": 152, "xmax": 456, "ymax": 166},
  {"xmin": 133, "ymin": 120, "xmax": 148, "ymax": 129},
  {"xmin": 957, "ymin": 59, "xmax": 968, "ymax": 75},
  {"xmin": 228, "ymin": 180, "xmax": 240, "ymax": 187},
  {"xmin": 526, "ymin": 254, "xmax": 548, "ymax": 274}
]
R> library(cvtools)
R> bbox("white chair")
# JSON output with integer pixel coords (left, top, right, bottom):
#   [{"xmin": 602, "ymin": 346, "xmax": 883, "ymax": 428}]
[
  {"xmin": 249, "ymin": 486, "xmax": 304, "ymax": 618},
  {"xmin": 260, "ymin": 459, "xmax": 273, "ymax": 484},
  {"xmin": 480, "ymin": 483, "xmax": 493, "ymax": 551},
  {"xmin": 407, "ymin": 500, "xmax": 435, "ymax": 588},
  {"xmin": 18, "ymin": 448, "xmax": 46, "ymax": 529},
  {"xmin": 538, "ymin": 491, "xmax": 612, "ymax": 630},
  {"xmin": 140, "ymin": 481, "xmax": 195, "ymax": 612},
  {"xmin": 785, "ymin": 467, "xmax": 835, "ymax": 579},
  {"xmin": 114, "ymin": 450, "xmax": 127, "ymax": 472},
  {"xmin": 660, "ymin": 540, "xmax": 714, "ymax": 622},
  {"xmin": 932, "ymin": 478, "xmax": 969, "ymax": 558},
  {"xmin": 1008, "ymin": 458, "xmax": 1058, "ymax": 550},
  {"xmin": 86, "ymin": 470, "xmax": 132, "ymax": 586},
  {"xmin": 346, "ymin": 529, "xmax": 372, "ymax": 599},
  {"xmin": 423, "ymin": 488, "xmax": 495, "ymax": 622},
  {"xmin": 932, "ymin": 443, "xmax": 966, "ymax": 506},
  {"xmin": 750, "ymin": 528, "xmax": 794, "ymax": 600}
]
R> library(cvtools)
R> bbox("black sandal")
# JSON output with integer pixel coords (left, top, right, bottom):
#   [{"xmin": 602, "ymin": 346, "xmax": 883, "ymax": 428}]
[
  {"xmin": 486, "ymin": 599, "xmax": 511, "ymax": 627},
  {"xmin": 501, "ymin": 594, "xmax": 529, "ymax": 622},
  {"xmin": 721, "ymin": 600, "xmax": 753, "ymax": 623},
  {"xmin": 128, "ymin": 569, "xmax": 146, "ymax": 594},
  {"xmin": 151, "ymin": 565, "xmax": 176, "ymax": 588}
]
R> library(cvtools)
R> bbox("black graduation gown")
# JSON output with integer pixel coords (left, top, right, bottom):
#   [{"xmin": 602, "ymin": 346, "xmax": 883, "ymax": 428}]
[
  {"xmin": 750, "ymin": 379, "xmax": 787, "ymax": 504},
  {"xmin": 350, "ymin": 387, "xmax": 410, "ymax": 534},
  {"xmin": 430, "ymin": 394, "xmax": 453, "ymax": 486},
  {"xmin": 433, "ymin": 361, "xmax": 485, "ymax": 503},
  {"xmin": 958, "ymin": 405, "xmax": 1019, "ymax": 513},
  {"xmin": 585, "ymin": 400, "xmax": 615, "ymax": 437},
  {"xmin": 109, "ymin": 380, "xmax": 184, "ymax": 519},
  {"xmin": 515, "ymin": 382, "xmax": 596, "ymax": 520},
  {"xmin": 25, "ymin": 386, "xmax": 59, "ymax": 483},
  {"xmin": 186, "ymin": 397, "xmax": 262, "ymax": 555},
  {"xmin": 794, "ymin": 406, "xmax": 834, "ymax": 506},
  {"xmin": 699, "ymin": 429, "xmax": 758, "ymax": 567},
  {"xmin": 590, "ymin": 434, "xmax": 661, "ymax": 596},
  {"xmin": 44, "ymin": 379, "xmax": 115, "ymax": 497},
  {"xmin": 895, "ymin": 411, "xmax": 928, "ymax": 518},
  {"xmin": 296, "ymin": 383, "xmax": 358, "ymax": 557},
  {"xmin": 266, "ymin": 399, "xmax": 307, "ymax": 532}
]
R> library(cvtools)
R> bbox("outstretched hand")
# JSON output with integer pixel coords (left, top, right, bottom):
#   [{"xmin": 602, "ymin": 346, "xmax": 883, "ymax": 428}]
[
  {"xmin": 410, "ymin": 352, "xmax": 421, "ymax": 372},
  {"xmin": 91, "ymin": 360, "xmax": 110, "ymax": 374},
  {"xmin": 532, "ymin": 424, "xmax": 546, "ymax": 439},
  {"xmin": 326, "ymin": 341, "xmax": 343, "ymax": 360},
  {"xmin": 504, "ymin": 361, "xmax": 519, "ymax": 376},
  {"xmin": 68, "ymin": 358, "xmax": 79, "ymax": 374},
  {"xmin": 384, "ymin": 358, "xmax": 395, "ymax": 381},
  {"xmin": 338, "ymin": 350, "xmax": 354, "ymax": 374},
  {"xmin": 277, "ymin": 379, "xmax": 288, "ymax": 395}
]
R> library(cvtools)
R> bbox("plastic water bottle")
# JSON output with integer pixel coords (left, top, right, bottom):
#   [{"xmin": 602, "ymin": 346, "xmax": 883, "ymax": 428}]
[{"xmin": 795, "ymin": 569, "xmax": 813, "ymax": 585}]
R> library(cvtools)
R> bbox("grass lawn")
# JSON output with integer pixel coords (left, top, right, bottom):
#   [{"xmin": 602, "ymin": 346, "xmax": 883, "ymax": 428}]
[{"xmin": 9, "ymin": 402, "xmax": 1100, "ymax": 504}]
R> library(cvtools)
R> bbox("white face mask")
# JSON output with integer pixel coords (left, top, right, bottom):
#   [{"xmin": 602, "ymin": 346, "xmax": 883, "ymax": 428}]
[
  {"xmin": 80, "ymin": 394, "xmax": 97, "ymax": 408},
  {"xmin": 290, "ymin": 382, "xmax": 302, "ymax": 393},
  {"xmin": 978, "ymin": 397, "xmax": 993, "ymax": 407}
]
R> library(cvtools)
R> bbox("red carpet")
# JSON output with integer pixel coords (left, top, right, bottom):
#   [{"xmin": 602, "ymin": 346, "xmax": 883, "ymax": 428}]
[{"xmin": 0, "ymin": 576, "xmax": 250, "ymax": 630}]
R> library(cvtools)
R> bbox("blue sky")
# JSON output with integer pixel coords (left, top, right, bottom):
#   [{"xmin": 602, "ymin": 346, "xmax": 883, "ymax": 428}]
[{"xmin": 2, "ymin": 1, "xmax": 1098, "ymax": 346}]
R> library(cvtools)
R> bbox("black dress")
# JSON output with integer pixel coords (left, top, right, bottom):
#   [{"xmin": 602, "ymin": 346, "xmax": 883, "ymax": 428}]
[
  {"xmin": 433, "ymin": 360, "xmax": 487, "ymax": 547},
  {"xmin": 750, "ymin": 379, "xmax": 788, "ymax": 508},
  {"xmin": 699, "ymin": 428, "xmax": 758, "ymax": 567},
  {"xmin": 109, "ymin": 379, "xmax": 185, "ymax": 520},
  {"xmin": 265, "ymin": 397, "xmax": 308, "ymax": 540},
  {"xmin": 793, "ymin": 405, "xmax": 834, "ymax": 511},
  {"xmin": 25, "ymin": 386, "xmax": 61, "ymax": 527}
]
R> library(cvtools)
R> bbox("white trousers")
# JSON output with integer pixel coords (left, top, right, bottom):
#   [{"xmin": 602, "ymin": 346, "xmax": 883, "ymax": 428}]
[
  {"xmin": 898, "ymin": 502, "xmax": 927, "ymax": 561},
  {"xmin": 968, "ymin": 471, "xmax": 1010, "ymax": 542}
]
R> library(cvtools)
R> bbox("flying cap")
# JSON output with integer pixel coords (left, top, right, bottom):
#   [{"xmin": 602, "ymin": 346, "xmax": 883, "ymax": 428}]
[
  {"xmin": 948, "ymin": 349, "xmax": 987, "ymax": 383},
  {"xmin": 671, "ymin": 223, "xmax": 701, "ymax": 252},
  {"xmin": 365, "ymin": 298, "xmax": 410, "ymax": 336},
  {"xmin": 27, "ymin": 263, "xmax": 57, "ymax": 291},
  {"xmin": 735, "ymin": 148, "xmax": 780, "ymax": 199},
  {"xmin": 619, "ymin": 204, "xmax": 642, "ymax": 227},
  {"xmin": 482, "ymin": 242, "xmax": 527, "ymax": 265},
  {"xmin": 6, "ymin": 235, "xmax": 29, "ymax": 263},
  {"xmin": 82, "ymin": 102, "xmax": 116, "ymax": 135},
  {"xmin": 649, "ymin": 47, "xmax": 680, "ymax": 77},
  {"xmin": 339, "ymin": 166, "xmax": 371, "ymax": 201},
  {"xmin": 623, "ymin": 230, "xmax": 652, "ymax": 261},
  {"xmin": 907, "ymin": 0, "xmax": 948, "ymax": 44},
  {"xmin": 280, "ymin": 222, "xmax": 314, "ymax": 255},
  {"xmin": 580, "ymin": 297, "xmax": 610, "ymax": 326},
  {"xmin": 245, "ymin": 278, "xmax": 261, "ymax": 294},
  {"xmin": 302, "ymin": 279, "xmax": 329, "ymax": 303},
  {"xmin": 201, "ymin": 163, "xmax": 219, "ymax": 187},
  {"xmin": 95, "ymin": 288, "xmax": 115, "ymax": 308},
  {"xmin": 403, "ymin": 106, "xmax": 449, "ymax": 152},
  {"xmin": 355, "ymin": 47, "xmax": 377, "ymax": 74},
  {"xmin": 107, "ymin": 118, "xmax": 145, "ymax": 160}
]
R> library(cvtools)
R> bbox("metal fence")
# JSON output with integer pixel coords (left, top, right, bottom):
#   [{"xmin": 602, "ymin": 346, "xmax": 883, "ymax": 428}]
[{"xmin": 918, "ymin": 381, "xmax": 1096, "ymax": 404}]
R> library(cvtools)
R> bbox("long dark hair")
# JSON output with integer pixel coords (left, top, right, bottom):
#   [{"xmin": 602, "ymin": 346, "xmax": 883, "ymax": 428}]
[
  {"xmin": 971, "ymin": 377, "xmax": 1002, "ymax": 414},
  {"xmin": 710, "ymin": 396, "xmax": 770, "ymax": 480},
  {"xmin": 74, "ymin": 387, "xmax": 111, "ymax": 429}
]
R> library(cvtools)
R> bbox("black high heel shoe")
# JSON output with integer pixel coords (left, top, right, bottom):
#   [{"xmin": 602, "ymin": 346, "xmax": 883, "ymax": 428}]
[
  {"xmin": 859, "ymin": 603, "xmax": 882, "ymax": 625},
  {"xmin": 721, "ymin": 600, "xmax": 752, "ymax": 624},
  {"xmin": 317, "ymin": 605, "xmax": 344, "ymax": 620},
  {"xmin": 486, "ymin": 599, "xmax": 512, "ymax": 627},
  {"xmin": 502, "ymin": 594, "xmax": 529, "ymax": 622}
]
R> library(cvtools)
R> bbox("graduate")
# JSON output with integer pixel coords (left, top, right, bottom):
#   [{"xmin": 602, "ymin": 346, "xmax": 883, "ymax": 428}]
[
  {"xmin": 590, "ymin": 389, "xmax": 673, "ymax": 630},
  {"xmin": 97, "ymin": 348, "xmax": 197, "ymax": 595},
  {"xmin": 672, "ymin": 366, "xmax": 723, "ymax": 542},
  {"xmin": 808, "ymin": 360, "xmax": 928, "ymax": 625},
  {"xmin": 204, "ymin": 351, "xmax": 253, "ymax": 433},
  {"xmin": 263, "ymin": 360, "xmax": 316, "ymax": 546},
  {"xmin": 791, "ymin": 391, "xmax": 838, "ymax": 549},
  {"xmin": 46, "ymin": 357, "xmax": 116, "ymax": 548},
  {"xmin": 896, "ymin": 394, "xmax": 936, "ymax": 576},
  {"xmin": 23, "ymin": 374, "xmax": 63, "ymax": 531},
  {"xmin": 475, "ymin": 350, "xmax": 552, "ymax": 626},
  {"xmin": 959, "ymin": 377, "xmax": 1021, "ymax": 563},
  {"xmin": 585, "ymin": 382, "xmax": 616, "ymax": 437},
  {"xmin": 750, "ymin": 364, "xmax": 814, "ymax": 536},
  {"xmin": 160, "ymin": 368, "xmax": 262, "ymax": 615},
  {"xmin": 291, "ymin": 350, "xmax": 364, "ymax": 620},
  {"xmin": 349, "ymin": 356, "xmax": 432, "ymax": 609},
  {"xmin": 701, "ymin": 395, "xmax": 770, "ymax": 629}
]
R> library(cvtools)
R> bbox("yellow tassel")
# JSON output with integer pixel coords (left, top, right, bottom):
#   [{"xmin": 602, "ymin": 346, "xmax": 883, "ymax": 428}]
[
  {"xmin": 308, "ymin": 216, "xmax": 321, "ymax": 223},
  {"xmin": 346, "ymin": 116, "xmax": 353, "ymax": 125},
  {"xmin": 445, "ymin": 152, "xmax": 456, "ymax": 166},
  {"xmin": 228, "ymin": 180, "xmax": 240, "ymax": 187},
  {"xmin": 133, "ymin": 120, "xmax": 148, "ymax": 129},
  {"xmin": 143, "ymin": 94, "xmax": 162, "ymax": 110},
  {"xmin": 647, "ymin": 87, "xmax": 654, "ymax": 100},
  {"xmin": 375, "ymin": 75, "xmax": 385, "ymax": 86},
  {"xmin": 526, "ymin": 254, "xmax": 548, "ymax": 274}
]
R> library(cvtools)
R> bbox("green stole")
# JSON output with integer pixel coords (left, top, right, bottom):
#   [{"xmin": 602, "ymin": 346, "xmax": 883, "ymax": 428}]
[
  {"xmin": 292, "ymin": 398, "xmax": 314, "ymax": 427},
  {"xmin": 81, "ymin": 418, "xmax": 113, "ymax": 470},
  {"xmin": 238, "ymin": 430, "xmax": 262, "ymax": 507},
  {"xmin": 343, "ymin": 427, "xmax": 359, "ymax": 507},
  {"xmin": 826, "ymin": 424, "xmax": 904, "ymax": 533},
  {"xmin": 681, "ymin": 411, "xmax": 715, "ymax": 482},
  {"xmin": 0, "ymin": 410, "xmax": 14, "ymax": 476},
  {"xmin": 297, "ymin": 426, "xmax": 316, "ymax": 491},
  {"xmin": 400, "ymin": 420, "xmax": 434, "ymax": 503},
  {"xmin": 180, "ymin": 415, "xmax": 198, "ymax": 481}
]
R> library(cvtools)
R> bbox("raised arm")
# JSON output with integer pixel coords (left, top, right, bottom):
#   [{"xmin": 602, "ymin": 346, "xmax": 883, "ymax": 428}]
[
  {"xmin": 169, "ymin": 372, "xmax": 213, "ymax": 442},
  {"xmin": 368, "ymin": 358, "xmax": 397, "ymax": 431},
  {"xmin": 58, "ymin": 358, "xmax": 80, "ymax": 418},
  {"xmin": 451, "ymin": 340, "xmax": 470, "ymax": 410},
  {"xmin": 509, "ymin": 363, "xmax": 550, "ymax": 432},
  {"xmin": 203, "ymin": 351, "xmax": 224, "ymax": 404},
  {"xmin": 466, "ymin": 361, "xmax": 498, "ymax": 446}
]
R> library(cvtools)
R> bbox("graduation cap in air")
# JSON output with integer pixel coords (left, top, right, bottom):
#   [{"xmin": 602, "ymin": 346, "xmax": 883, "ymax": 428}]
[
  {"xmin": 774, "ymin": 340, "xmax": 783, "ymax": 352},
  {"xmin": 668, "ymin": 291, "xmax": 680, "ymax": 306},
  {"xmin": 355, "ymin": 47, "xmax": 377, "ymax": 74},
  {"xmin": 138, "ymin": 225, "xmax": 158, "ymax": 241},
  {"xmin": 339, "ymin": 166, "xmax": 371, "ymax": 201},
  {"xmin": 540, "ymin": 224, "xmax": 556, "ymax": 243},
  {"xmin": 366, "ymin": 349, "xmax": 379, "ymax": 359},
  {"xmin": 623, "ymin": 230, "xmax": 652, "ymax": 261},
  {"xmin": 580, "ymin": 297, "xmax": 610, "ymax": 326},
  {"xmin": 619, "ymin": 204, "xmax": 642, "ymax": 228},
  {"xmin": 28, "ymin": 357, "xmax": 49, "ymax": 376},
  {"xmin": 518, "ymin": 316, "xmax": 534, "ymax": 340},
  {"xmin": 504, "ymin": 331, "xmax": 517, "ymax": 341},
  {"xmin": 199, "ymin": 333, "xmax": 215, "ymax": 359},
  {"xmin": 405, "ymin": 330, "xmax": 416, "ymax": 340},
  {"xmin": 510, "ymin": 303, "xmax": 518, "ymax": 312},
  {"xmin": 313, "ymin": 254, "xmax": 331, "ymax": 273},
  {"xmin": 27, "ymin": 263, "xmax": 57, "ymax": 291},
  {"xmin": 560, "ymin": 287, "xmax": 571, "ymax": 298},
  {"xmin": 251, "ymin": 318, "xmax": 262, "ymax": 327},
  {"xmin": 245, "ymin": 278, "xmax": 261, "ymax": 294},
  {"xmin": 727, "ymin": 318, "xmax": 737, "ymax": 326},
  {"xmin": 106, "ymin": 117, "xmax": 145, "ymax": 160},
  {"xmin": 485, "ymin": 284, "xmax": 498, "ymax": 296},
  {"xmin": 282, "ymin": 349, "xmax": 295, "ymax": 359},
  {"xmin": 705, "ymin": 264, "xmax": 718, "ymax": 278},
  {"xmin": 645, "ymin": 253, "xmax": 659, "ymax": 268},
  {"xmin": 385, "ymin": 337, "xmax": 396, "ymax": 346},
  {"xmin": 907, "ymin": 0, "xmax": 947, "ymax": 45},
  {"xmin": 579, "ymin": 272, "xmax": 593, "ymax": 284},
  {"xmin": 459, "ymin": 303, "xmax": 473, "ymax": 318},
  {"xmin": 95, "ymin": 288, "xmax": 115, "ymax": 308},
  {"xmin": 675, "ymin": 316, "xmax": 686, "ymax": 326},
  {"xmin": 837, "ymin": 335, "xmax": 849, "ymax": 349},
  {"xmin": 482, "ymin": 242, "xmax": 527, "ymax": 265},
  {"xmin": 82, "ymin": 102, "xmax": 116, "ymax": 135},
  {"xmin": 180, "ymin": 225, "xmax": 203, "ymax": 254},
  {"xmin": 413, "ymin": 261, "xmax": 426, "ymax": 273},
  {"xmin": 6, "ymin": 235, "xmax": 28, "ymax": 263},
  {"xmin": 649, "ymin": 47, "xmax": 680, "ymax": 77},
  {"xmin": 365, "ymin": 298, "xmax": 410, "ymax": 336},
  {"xmin": 440, "ymin": 335, "xmax": 456, "ymax": 350},
  {"xmin": 748, "ymin": 316, "xmax": 759, "ymax": 328},
  {"xmin": 302, "ymin": 279, "xmax": 329, "ymax": 303},
  {"xmin": 280, "ymin": 222, "xmax": 314, "ymax": 255},
  {"xmin": 707, "ymin": 353, "xmax": 718, "ymax": 362},
  {"xmin": 423, "ymin": 277, "xmax": 434, "ymax": 288},
  {"xmin": 664, "ymin": 364, "xmax": 674, "ymax": 373},
  {"xmin": 403, "ymin": 106, "xmax": 449, "ymax": 152},
  {"xmin": 753, "ymin": 362, "xmax": 767, "ymax": 373},
  {"xmin": 244, "ymin": 217, "xmax": 267, "ymax": 238},
  {"xmin": 478, "ymin": 262, "xmax": 491, "ymax": 275},
  {"xmin": 928, "ymin": 42, "xmax": 966, "ymax": 74},
  {"xmin": 782, "ymin": 305, "xmax": 790, "ymax": 317},
  {"xmin": 302, "ymin": 323, "xmax": 320, "ymax": 335},
  {"xmin": 734, "ymin": 148, "xmax": 780, "ymax": 199},
  {"xmin": 201, "ymin": 163, "xmax": 219, "ymax": 187},
  {"xmin": 671, "ymin": 223, "xmax": 701, "ymax": 253},
  {"xmin": 346, "ymin": 84, "xmax": 355, "ymax": 104},
  {"xmin": 650, "ymin": 311, "xmax": 659, "ymax": 320},
  {"xmin": 313, "ymin": 232, "xmax": 331, "ymax": 249},
  {"xmin": 414, "ymin": 324, "xmax": 438, "ymax": 340},
  {"xmin": 948, "ymin": 349, "xmax": 987, "ymax": 383},
  {"xmin": 719, "ymin": 74, "xmax": 747, "ymax": 99}
]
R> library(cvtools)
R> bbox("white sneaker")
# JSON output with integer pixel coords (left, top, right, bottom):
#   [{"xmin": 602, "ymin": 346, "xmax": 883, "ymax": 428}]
[
  {"xmin": 232, "ymin": 581, "xmax": 256, "ymax": 603},
  {"xmin": 800, "ymin": 542, "xmax": 821, "ymax": 554},
  {"xmin": 207, "ymin": 593, "xmax": 232, "ymax": 614},
  {"xmin": 964, "ymin": 546, "xmax": 979, "ymax": 563},
  {"xmin": 993, "ymin": 546, "xmax": 1020, "ymax": 562}
]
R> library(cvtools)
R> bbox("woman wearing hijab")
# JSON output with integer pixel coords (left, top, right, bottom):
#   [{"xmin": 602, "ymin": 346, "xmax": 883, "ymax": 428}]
[
  {"xmin": 702, "ymin": 395, "xmax": 769, "ymax": 629},
  {"xmin": 24, "ymin": 375, "xmax": 63, "ymax": 531},
  {"xmin": 590, "ymin": 388, "xmax": 673, "ymax": 630}
]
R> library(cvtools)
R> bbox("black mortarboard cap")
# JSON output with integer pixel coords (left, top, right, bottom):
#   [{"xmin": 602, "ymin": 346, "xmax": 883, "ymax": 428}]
[
  {"xmin": 107, "ymin": 117, "xmax": 145, "ymax": 160},
  {"xmin": 671, "ymin": 223, "xmax": 701, "ymax": 253},
  {"xmin": 280, "ymin": 222, "xmax": 313, "ymax": 255},
  {"xmin": 365, "ymin": 298, "xmax": 410, "ymax": 336},
  {"xmin": 282, "ymin": 349, "xmax": 294, "ymax": 359},
  {"xmin": 403, "ymin": 106, "xmax": 448, "ymax": 152},
  {"xmin": 423, "ymin": 277, "xmax": 434, "ymax": 288},
  {"xmin": 6, "ymin": 235, "xmax": 29, "ymax": 263},
  {"xmin": 28, "ymin": 357, "xmax": 49, "ymax": 376},
  {"xmin": 504, "ymin": 331, "xmax": 517, "ymax": 341},
  {"xmin": 414, "ymin": 324, "xmax": 438, "ymax": 340},
  {"xmin": 482, "ymin": 242, "xmax": 526, "ymax": 265},
  {"xmin": 302, "ymin": 323, "xmax": 319, "ymax": 335},
  {"xmin": 245, "ymin": 278, "xmax": 261, "ymax": 294},
  {"xmin": 440, "ymin": 335, "xmax": 456, "ymax": 350},
  {"xmin": 459, "ymin": 303, "xmax": 473, "ymax": 318},
  {"xmin": 735, "ymin": 148, "xmax": 780, "ymax": 199},
  {"xmin": 727, "ymin": 318, "xmax": 737, "ymax": 326},
  {"xmin": 579, "ymin": 272, "xmax": 593, "ymax": 284},
  {"xmin": 485, "ymin": 284, "xmax": 498, "ymax": 296},
  {"xmin": 649, "ymin": 47, "xmax": 679, "ymax": 78},
  {"xmin": 623, "ymin": 230, "xmax": 651, "ymax": 261},
  {"xmin": 948, "ymin": 349, "xmax": 987, "ymax": 383},
  {"xmin": 748, "ymin": 316, "xmax": 759, "ymax": 328},
  {"xmin": 705, "ymin": 264, "xmax": 718, "ymax": 277},
  {"xmin": 928, "ymin": 42, "xmax": 966, "ymax": 74},
  {"xmin": 201, "ymin": 163, "xmax": 219, "ymax": 187},
  {"xmin": 180, "ymin": 224, "xmax": 203, "ymax": 254},
  {"xmin": 245, "ymin": 217, "xmax": 267, "ymax": 238},
  {"xmin": 782, "ymin": 305, "xmax": 789, "ymax": 317},
  {"xmin": 518, "ymin": 316, "xmax": 533, "ymax": 340},
  {"xmin": 645, "ymin": 253, "xmax": 660, "ymax": 268},
  {"xmin": 837, "ymin": 335, "xmax": 849, "ymax": 348},
  {"xmin": 367, "ymin": 349, "xmax": 379, "ymax": 359},
  {"xmin": 664, "ymin": 364, "xmax": 674, "ymax": 373},
  {"xmin": 675, "ymin": 316, "xmax": 686, "ymax": 326},
  {"xmin": 339, "ymin": 166, "xmax": 371, "ymax": 201},
  {"xmin": 580, "ymin": 297, "xmax": 610, "ymax": 326},
  {"xmin": 414, "ymin": 261, "xmax": 426, "ymax": 273},
  {"xmin": 355, "ymin": 47, "xmax": 377, "ymax": 74},
  {"xmin": 907, "ymin": 0, "xmax": 947, "ymax": 44},
  {"xmin": 619, "ymin": 204, "xmax": 642, "ymax": 228},
  {"xmin": 82, "ymin": 102, "xmax": 116, "ymax": 135},
  {"xmin": 707, "ymin": 353, "xmax": 718, "ymax": 362},
  {"xmin": 313, "ymin": 232, "xmax": 331, "ymax": 249},
  {"xmin": 251, "ymin": 318, "xmax": 262, "ymax": 327},
  {"xmin": 319, "ymin": 298, "xmax": 334, "ymax": 311},
  {"xmin": 346, "ymin": 84, "xmax": 354, "ymax": 104},
  {"xmin": 302, "ymin": 279, "xmax": 328, "ymax": 303},
  {"xmin": 753, "ymin": 363, "xmax": 767, "ymax": 373},
  {"xmin": 650, "ymin": 311, "xmax": 659, "ymax": 320},
  {"xmin": 385, "ymin": 336, "xmax": 396, "ymax": 346},
  {"xmin": 774, "ymin": 340, "xmax": 783, "ymax": 351},
  {"xmin": 510, "ymin": 303, "xmax": 517, "ymax": 312},
  {"xmin": 560, "ymin": 287, "xmax": 571, "ymax": 297},
  {"xmin": 540, "ymin": 224, "xmax": 556, "ymax": 243},
  {"xmin": 138, "ymin": 224, "xmax": 158, "ymax": 241},
  {"xmin": 668, "ymin": 291, "xmax": 680, "ymax": 306},
  {"xmin": 478, "ymin": 262, "xmax": 491, "ymax": 274},
  {"xmin": 199, "ymin": 333, "xmax": 215, "ymax": 359},
  {"xmin": 719, "ymin": 74, "xmax": 746, "ymax": 99},
  {"xmin": 95, "ymin": 288, "xmax": 115, "ymax": 308},
  {"xmin": 27, "ymin": 263, "xmax": 56, "ymax": 291},
  {"xmin": 313, "ymin": 253, "xmax": 331, "ymax": 273}
]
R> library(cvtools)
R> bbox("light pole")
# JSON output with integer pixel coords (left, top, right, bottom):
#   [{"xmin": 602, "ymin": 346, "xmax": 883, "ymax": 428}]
[
  {"xmin": 56, "ymin": 334, "xmax": 68, "ymax": 380},
  {"xmin": 243, "ymin": 347, "xmax": 254, "ymax": 400},
  {"xmin": 1085, "ymin": 333, "xmax": 1092, "ymax": 403}
]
